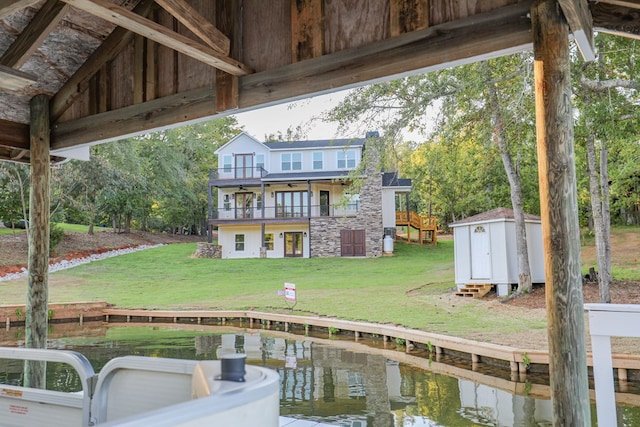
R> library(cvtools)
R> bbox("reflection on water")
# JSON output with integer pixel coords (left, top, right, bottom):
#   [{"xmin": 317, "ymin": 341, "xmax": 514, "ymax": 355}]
[{"xmin": 1, "ymin": 323, "xmax": 640, "ymax": 426}]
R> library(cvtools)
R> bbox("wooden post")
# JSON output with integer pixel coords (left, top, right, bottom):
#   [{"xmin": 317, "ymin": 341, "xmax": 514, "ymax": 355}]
[
  {"xmin": 531, "ymin": 1, "xmax": 590, "ymax": 424},
  {"xmin": 25, "ymin": 94, "xmax": 50, "ymax": 389}
]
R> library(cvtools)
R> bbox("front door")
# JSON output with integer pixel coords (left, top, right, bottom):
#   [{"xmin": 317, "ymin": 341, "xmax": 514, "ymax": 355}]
[
  {"xmin": 471, "ymin": 225, "xmax": 491, "ymax": 279},
  {"xmin": 284, "ymin": 232, "xmax": 303, "ymax": 257},
  {"xmin": 320, "ymin": 191, "xmax": 330, "ymax": 216}
]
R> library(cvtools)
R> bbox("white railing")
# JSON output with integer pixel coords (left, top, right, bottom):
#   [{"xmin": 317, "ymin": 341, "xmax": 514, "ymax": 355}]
[{"xmin": 585, "ymin": 303, "xmax": 640, "ymax": 426}]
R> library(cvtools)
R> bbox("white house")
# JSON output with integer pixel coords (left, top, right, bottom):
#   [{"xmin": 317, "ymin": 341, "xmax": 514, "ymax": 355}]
[
  {"xmin": 449, "ymin": 207, "xmax": 545, "ymax": 296},
  {"xmin": 208, "ymin": 132, "xmax": 413, "ymax": 258}
]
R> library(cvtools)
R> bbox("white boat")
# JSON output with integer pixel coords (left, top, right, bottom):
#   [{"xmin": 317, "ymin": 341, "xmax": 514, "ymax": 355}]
[{"xmin": 0, "ymin": 347, "xmax": 280, "ymax": 427}]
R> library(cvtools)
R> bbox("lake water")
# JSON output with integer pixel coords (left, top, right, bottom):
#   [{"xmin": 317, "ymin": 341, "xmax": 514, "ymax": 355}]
[{"xmin": 1, "ymin": 322, "xmax": 639, "ymax": 426}]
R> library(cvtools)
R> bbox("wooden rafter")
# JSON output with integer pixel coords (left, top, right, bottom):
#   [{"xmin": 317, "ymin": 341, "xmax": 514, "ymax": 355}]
[
  {"xmin": 61, "ymin": 0, "xmax": 252, "ymax": 76},
  {"xmin": 0, "ymin": 64, "xmax": 37, "ymax": 90},
  {"xmin": 0, "ymin": 0, "xmax": 70, "ymax": 68},
  {"xmin": 593, "ymin": 0, "xmax": 640, "ymax": 8},
  {"xmin": 559, "ymin": 0, "xmax": 596, "ymax": 61},
  {"xmin": 591, "ymin": 1, "xmax": 640, "ymax": 38},
  {"xmin": 51, "ymin": 1, "xmax": 534, "ymax": 149},
  {"xmin": 0, "ymin": 0, "xmax": 41, "ymax": 19},
  {"xmin": 154, "ymin": 0, "xmax": 230, "ymax": 55},
  {"xmin": 0, "ymin": 119, "xmax": 29, "ymax": 150},
  {"xmin": 51, "ymin": 0, "xmax": 156, "ymax": 122}
]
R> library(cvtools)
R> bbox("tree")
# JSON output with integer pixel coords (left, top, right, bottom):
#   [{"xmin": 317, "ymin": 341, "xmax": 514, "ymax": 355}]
[
  {"xmin": 324, "ymin": 54, "xmax": 540, "ymax": 294},
  {"xmin": 574, "ymin": 34, "xmax": 640, "ymax": 302},
  {"xmin": 0, "ymin": 162, "xmax": 30, "ymax": 230}
]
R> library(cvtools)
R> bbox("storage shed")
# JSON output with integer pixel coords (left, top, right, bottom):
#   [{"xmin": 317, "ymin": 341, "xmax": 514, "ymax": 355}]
[{"xmin": 449, "ymin": 208, "xmax": 545, "ymax": 297}]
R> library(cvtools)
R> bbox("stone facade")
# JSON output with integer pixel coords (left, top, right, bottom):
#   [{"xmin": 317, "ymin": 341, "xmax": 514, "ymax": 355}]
[
  {"xmin": 309, "ymin": 145, "xmax": 383, "ymax": 258},
  {"xmin": 194, "ymin": 242, "xmax": 222, "ymax": 258}
]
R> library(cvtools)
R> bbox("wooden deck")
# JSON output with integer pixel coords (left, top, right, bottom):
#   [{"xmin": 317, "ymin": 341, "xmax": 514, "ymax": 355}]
[{"xmin": 395, "ymin": 211, "xmax": 437, "ymax": 245}]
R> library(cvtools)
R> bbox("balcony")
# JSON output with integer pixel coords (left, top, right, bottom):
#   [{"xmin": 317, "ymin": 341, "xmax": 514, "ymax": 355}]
[
  {"xmin": 209, "ymin": 203, "xmax": 360, "ymax": 223},
  {"xmin": 209, "ymin": 166, "xmax": 268, "ymax": 187}
]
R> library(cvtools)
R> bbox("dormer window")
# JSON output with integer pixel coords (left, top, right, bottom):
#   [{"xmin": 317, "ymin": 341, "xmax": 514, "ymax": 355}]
[{"xmin": 338, "ymin": 150, "xmax": 356, "ymax": 169}]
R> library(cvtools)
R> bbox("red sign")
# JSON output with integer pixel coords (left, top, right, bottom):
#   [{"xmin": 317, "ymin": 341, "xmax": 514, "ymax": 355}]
[{"xmin": 284, "ymin": 283, "xmax": 296, "ymax": 302}]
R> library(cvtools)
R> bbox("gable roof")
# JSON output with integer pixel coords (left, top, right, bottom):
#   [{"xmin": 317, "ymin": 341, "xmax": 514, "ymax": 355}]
[
  {"xmin": 214, "ymin": 131, "xmax": 264, "ymax": 155},
  {"xmin": 264, "ymin": 138, "xmax": 365, "ymax": 150},
  {"xmin": 449, "ymin": 207, "xmax": 541, "ymax": 227}
]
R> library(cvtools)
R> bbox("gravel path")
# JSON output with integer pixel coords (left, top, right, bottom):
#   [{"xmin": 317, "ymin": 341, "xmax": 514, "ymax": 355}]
[{"xmin": 0, "ymin": 244, "xmax": 163, "ymax": 282}]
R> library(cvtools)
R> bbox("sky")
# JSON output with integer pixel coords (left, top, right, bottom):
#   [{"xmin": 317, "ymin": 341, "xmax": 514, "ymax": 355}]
[
  {"xmin": 233, "ymin": 88, "xmax": 438, "ymax": 143},
  {"xmin": 232, "ymin": 90, "xmax": 351, "ymax": 141}
]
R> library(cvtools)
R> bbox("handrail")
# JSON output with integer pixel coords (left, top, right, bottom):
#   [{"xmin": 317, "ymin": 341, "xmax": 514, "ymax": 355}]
[
  {"xmin": 0, "ymin": 347, "xmax": 96, "ymax": 426},
  {"xmin": 395, "ymin": 211, "xmax": 437, "ymax": 229}
]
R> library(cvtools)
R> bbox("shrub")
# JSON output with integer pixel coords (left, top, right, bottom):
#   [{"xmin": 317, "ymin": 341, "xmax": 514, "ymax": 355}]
[{"xmin": 50, "ymin": 222, "xmax": 65, "ymax": 254}]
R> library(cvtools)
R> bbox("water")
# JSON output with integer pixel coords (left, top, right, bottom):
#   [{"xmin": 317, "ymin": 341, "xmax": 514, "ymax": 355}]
[{"xmin": 1, "ymin": 322, "xmax": 640, "ymax": 426}]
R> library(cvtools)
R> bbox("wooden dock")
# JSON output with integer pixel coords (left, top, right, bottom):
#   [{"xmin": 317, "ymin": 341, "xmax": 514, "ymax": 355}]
[
  {"xmin": 280, "ymin": 417, "xmax": 337, "ymax": 426},
  {"xmin": 103, "ymin": 308, "xmax": 640, "ymax": 381}
]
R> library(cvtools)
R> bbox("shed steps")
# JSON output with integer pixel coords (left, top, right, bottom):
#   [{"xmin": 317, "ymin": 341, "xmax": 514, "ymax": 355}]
[{"xmin": 455, "ymin": 284, "xmax": 493, "ymax": 298}]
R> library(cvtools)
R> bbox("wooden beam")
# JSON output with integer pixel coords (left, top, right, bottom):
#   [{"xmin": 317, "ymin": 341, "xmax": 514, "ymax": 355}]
[
  {"xmin": 154, "ymin": 0, "xmax": 230, "ymax": 55},
  {"xmin": 390, "ymin": 0, "xmax": 429, "ymax": 36},
  {"xmin": 52, "ymin": 87, "xmax": 217, "ymax": 149},
  {"xmin": 0, "ymin": 118, "xmax": 29, "ymax": 150},
  {"xmin": 51, "ymin": 1, "xmax": 534, "ymax": 148},
  {"xmin": 532, "ymin": 0, "xmax": 590, "ymax": 424},
  {"xmin": 594, "ymin": 0, "xmax": 640, "ymax": 8},
  {"xmin": 239, "ymin": 1, "xmax": 533, "ymax": 108},
  {"xmin": 50, "ymin": 0, "xmax": 156, "ymax": 123},
  {"xmin": 0, "ymin": 0, "xmax": 70, "ymax": 68},
  {"xmin": 0, "ymin": 64, "xmax": 37, "ymax": 90},
  {"xmin": 291, "ymin": 0, "xmax": 324, "ymax": 62},
  {"xmin": 558, "ymin": 0, "xmax": 596, "ymax": 61},
  {"xmin": 591, "ymin": 1, "xmax": 640, "ymax": 38},
  {"xmin": 214, "ymin": 0, "xmax": 239, "ymax": 113},
  {"xmin": 0, "ymin": 0, "xmax": 41, "ymax": 18},
  {"xmin": 25, "ymin": 93, "xmax": 50, "ymax": 389},
  {"xmin": 61, "ymin": 0, "xmax": 252, "ymax": 76}
]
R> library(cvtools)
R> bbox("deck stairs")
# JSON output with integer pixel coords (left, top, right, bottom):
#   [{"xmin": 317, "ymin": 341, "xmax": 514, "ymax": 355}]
[
  {"xmin": 455, "ymin": 284, "xmax": 494, "ymax": 298},
  {"xmin": 395, "ymin": 211, "xmax": 437, "ymax": 245}
]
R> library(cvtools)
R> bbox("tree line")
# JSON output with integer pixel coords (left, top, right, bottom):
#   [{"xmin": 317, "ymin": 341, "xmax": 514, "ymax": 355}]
[
  {"xmin": 1, "ymin": 34, "xmax": 638, "ymax": 256},
  {"xmin": 0, "ymin": 118, "xmax": 240, "ymax": 236}
]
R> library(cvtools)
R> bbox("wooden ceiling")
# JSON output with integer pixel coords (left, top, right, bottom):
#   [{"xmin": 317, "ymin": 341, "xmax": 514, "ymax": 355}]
[{"xmin": 0, "ymin": 0, "xmax": 639, "ymax": 163}]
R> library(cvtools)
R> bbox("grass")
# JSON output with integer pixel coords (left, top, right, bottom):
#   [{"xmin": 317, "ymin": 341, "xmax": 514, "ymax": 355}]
[
  {"xmin": 0, "ymin": 222, "xmax": 111, "ymax": 236},
  {"xmin": 2, "ymin": 226, "xmax": 638, "ymax": 342},
  {"xmin": 0, "ymin": 227, "xmax": 25, "ymax": 236},
  {"xmin": 0, "ymin": 238, "xmax": 547, "ymax": 338}
]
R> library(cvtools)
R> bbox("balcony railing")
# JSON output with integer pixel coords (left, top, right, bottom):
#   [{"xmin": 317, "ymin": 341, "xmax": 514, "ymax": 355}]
[
  {"xmin": 209, "ymin": 166, "xmax": 268, "ymax": 180},
  {"xmin": 210, "ymin": 203, "xmax": 360, "ymax": 220}
]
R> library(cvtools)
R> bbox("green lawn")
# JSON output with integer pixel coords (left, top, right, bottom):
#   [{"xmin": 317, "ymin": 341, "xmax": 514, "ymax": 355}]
[
  {"xmin": 2, "ymin": 227, "xmax": 638, "ymax": 342},
  {"xmin": 0, "ymin": 239, "xmax": 548, "ymax": 338}
]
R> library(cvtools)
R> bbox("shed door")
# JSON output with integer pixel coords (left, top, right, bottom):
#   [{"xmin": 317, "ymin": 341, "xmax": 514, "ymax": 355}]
[
  {"xmin": 471, "ymin": 226, "xmax": 491, "ymax": 279},
  {"xmin": 341, "ymin": 230, "xmax": 366, "ymax": 257}
]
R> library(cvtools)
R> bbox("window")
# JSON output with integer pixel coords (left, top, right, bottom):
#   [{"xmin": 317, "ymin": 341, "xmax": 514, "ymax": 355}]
[
  {"xmin": 256, "ymin": 154, "xmax": 265, "ymax": 171},
  {"xmin": 264, "ymin": 233, "xmax": 274, "ymax": 250},
  {"xmin": 256, "ymin": 192, "xmax": 262, "ymax": 210},
  {"xmin": 281, "ymin": 153, "xmax": 302, "ymax": 171},
  {"xmin": 223, "ymin": 155, "xmax": 232, "ymax": 173},
  {"xmin": 281, "ymin": 153, "xmax": 291, "ymax": 171},
  {"xmin": 313, "ymin": 152, "xmax": 323, "ymax": 170},
  {"xmin": 223, "ymin": 194, "xmax": 231, "ymax": 211},
  {"xmin": 235, "ymin": 234, "xmax": 245, "ymax": 251},
  {"xmin": 276, "ymin": 191, "xmax": 308, "ymax": 218},
  {"xmin": 291, "ymin": 153, "xmax": 302, "ymax": 170},
  {"xmin": 337, "ymin": 150, "xmax": 356, "ymax": 169}
]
